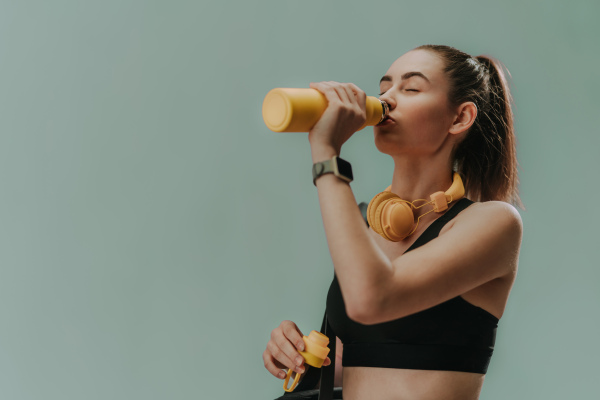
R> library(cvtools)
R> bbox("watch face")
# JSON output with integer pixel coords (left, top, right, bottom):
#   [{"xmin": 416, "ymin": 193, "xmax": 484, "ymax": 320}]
[{"xmin": 335, "ymin": 157, "xmax": 353, "ymax": 181}]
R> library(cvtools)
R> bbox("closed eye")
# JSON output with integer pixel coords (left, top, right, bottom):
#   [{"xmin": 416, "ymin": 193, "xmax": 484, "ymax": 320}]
[{"xmin": 379, "ymin": 89, "xmax": 419, "ymax": 95}]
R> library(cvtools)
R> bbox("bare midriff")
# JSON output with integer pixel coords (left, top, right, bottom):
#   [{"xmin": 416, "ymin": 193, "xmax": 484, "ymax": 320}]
[{"xmin": 342, "ymin": 367, "xmax": 485, "ymax": 400}]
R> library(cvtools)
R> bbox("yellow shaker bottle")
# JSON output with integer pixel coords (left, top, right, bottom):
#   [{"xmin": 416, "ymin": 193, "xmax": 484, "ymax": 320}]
[
  {"xmin": 262, "ymin": 88, "xmax": 390, "ymax": 132},
  {"xmin": 283, "ymin": 330, "xmax": 331, "ymax": 393}
]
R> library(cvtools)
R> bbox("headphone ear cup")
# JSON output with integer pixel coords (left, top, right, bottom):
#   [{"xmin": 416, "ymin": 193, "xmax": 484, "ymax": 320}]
[
  {"xmin": 379, "ymin": 199, "xmax": 415, "ymax": 241},
  {"xmin": 367, "ymin": 192, "xmax": 398, "ymax": 237}
]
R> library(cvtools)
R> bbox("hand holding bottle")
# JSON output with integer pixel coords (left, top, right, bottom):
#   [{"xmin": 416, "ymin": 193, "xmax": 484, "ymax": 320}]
[
  {"xmin": 307, "ymin": 81, "xmax": 369, "ymax": 154},
  {"xmin": 262, "ymin": 320, "xmax": 332, "ymax": 386}
]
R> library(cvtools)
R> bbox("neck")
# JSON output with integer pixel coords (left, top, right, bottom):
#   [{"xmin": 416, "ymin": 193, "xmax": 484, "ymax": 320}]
[{"xmin": 389, "ymin": 152, "xmax": 454, "ymax": 218}]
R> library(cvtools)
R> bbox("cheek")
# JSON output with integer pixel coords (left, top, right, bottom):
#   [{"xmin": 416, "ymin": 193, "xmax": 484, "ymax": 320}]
[
  {"xmin": 403, "ymin": 96, "xmax": 447, "ymax": 120},
  {"xmin": 400, "ymin": 97, "xmax": 451, "ymax": 136},
  {"xmin": 374, "ymin": 95, "xmax": 453, "ymax": 154}
]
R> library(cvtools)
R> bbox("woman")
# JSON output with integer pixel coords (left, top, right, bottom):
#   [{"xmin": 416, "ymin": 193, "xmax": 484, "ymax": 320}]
[{"xmin": 263, "ymin": 44, "xmax": 523, "ymax": 400}]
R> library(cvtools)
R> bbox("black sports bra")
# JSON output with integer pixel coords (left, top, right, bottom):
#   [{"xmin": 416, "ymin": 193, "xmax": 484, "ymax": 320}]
[{"xmin": 325, "ymin": 198, "xmax": 499, "ymax": 374}]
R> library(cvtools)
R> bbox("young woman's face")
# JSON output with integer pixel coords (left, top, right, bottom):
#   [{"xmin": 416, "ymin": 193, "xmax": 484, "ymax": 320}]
[{"xmin": 374, "ymin": 49, "xmax": 457, "ymax": 157}]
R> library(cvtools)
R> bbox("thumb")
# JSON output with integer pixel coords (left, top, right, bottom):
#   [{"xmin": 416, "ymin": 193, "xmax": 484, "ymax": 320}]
[{"xmin": 325, "ymin": 357, "xmax": 332, "ymax": 366}]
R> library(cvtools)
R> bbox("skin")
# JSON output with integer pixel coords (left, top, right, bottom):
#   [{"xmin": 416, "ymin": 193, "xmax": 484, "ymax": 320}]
[{"xmin": 263, "ymin": 49, "xmax": 522, "ymax": 399}]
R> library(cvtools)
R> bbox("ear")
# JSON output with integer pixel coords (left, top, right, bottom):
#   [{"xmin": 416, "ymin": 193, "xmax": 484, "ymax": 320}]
[{"xmin": 449, "ymin": 102, "xmax": 477, "ymax": 135}]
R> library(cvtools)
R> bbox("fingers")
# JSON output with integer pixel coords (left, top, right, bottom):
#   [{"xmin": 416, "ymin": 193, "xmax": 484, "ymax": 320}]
[
  {"xmin": 310, "ymin": 81, "xmax": 343, "ymax": 105},
  {"xmin": 263, "ymin": 321, "xmax": 307, "ymax": 380},
  {"xmin": 331, "ymin": 82, "xmax": 352, "ymax": 104},
  {"xmin": 342, "ymin": 83, "xmax": 366, "ymax": 121},
  {"xmin": 281, "ymin": 320, "xmax": 306, "ymax": 354},
  {"xmin": 338, "ymin": 83, "xmax": 355, "ymax": 104},
  {"xmin": 348, "ymin": 82, "xmax": 367, "ymax": 111},
  {"xmin": 263, "ymin": 349, "xmax": 285, "ymax": 379},
  {"xmin": 307, "ymin": 81, "xmax": 367, "ymax": 141},
  {"xmin": 310, "ymin": 81, "xmax": 364, "ymax": 108}
]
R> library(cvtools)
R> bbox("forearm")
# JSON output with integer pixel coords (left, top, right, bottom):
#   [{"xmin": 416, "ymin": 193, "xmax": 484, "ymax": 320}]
[{"xmin": 311, "ymin": 144, "xmax": 392, "ymax": 316}]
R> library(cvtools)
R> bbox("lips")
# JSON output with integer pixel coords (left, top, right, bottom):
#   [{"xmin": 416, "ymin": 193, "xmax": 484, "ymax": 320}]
[{"xmin": 377, "ymin": 116, "xmax": 395, "ymax": 126}]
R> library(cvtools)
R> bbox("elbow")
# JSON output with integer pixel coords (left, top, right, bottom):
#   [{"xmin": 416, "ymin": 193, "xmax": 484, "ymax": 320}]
[
  {"xmin": 345, "ymin": 277, "xmax": 390, "ymax": 325},
  {"xmin": 344, "ymin": 266, "xmax": 392, "ymax": 325},
  {"xmin": 346, "ymin": 297, "xmax": 380, "ymax": 325}
]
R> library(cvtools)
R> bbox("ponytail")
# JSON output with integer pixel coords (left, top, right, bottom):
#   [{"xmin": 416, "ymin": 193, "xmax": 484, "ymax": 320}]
[
  {"xmin": 415, "ymin": 45, "xmax": 523, "ymax": 208},
  {"xmin": 456, "ymin": 56, "xmax": 522, "ymax": 207}
]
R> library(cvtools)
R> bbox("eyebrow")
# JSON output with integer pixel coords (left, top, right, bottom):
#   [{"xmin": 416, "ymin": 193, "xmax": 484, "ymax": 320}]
[{"xmin": 379, "ymin": 71, "xmax": 430, "ymax": 84}]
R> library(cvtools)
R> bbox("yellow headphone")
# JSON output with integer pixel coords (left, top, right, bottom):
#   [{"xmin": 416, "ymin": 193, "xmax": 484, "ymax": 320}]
[{"xmin": 367, "ymin": 172, "xmax": 465, "ymax": 242}]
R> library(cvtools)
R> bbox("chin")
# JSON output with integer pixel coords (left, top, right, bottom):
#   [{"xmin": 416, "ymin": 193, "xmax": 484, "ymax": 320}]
[{"xmin": 374, "ymin": 129, "xmax": 401, "ymax": 153}]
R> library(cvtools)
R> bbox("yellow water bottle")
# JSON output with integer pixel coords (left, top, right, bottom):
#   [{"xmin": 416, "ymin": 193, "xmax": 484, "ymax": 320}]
[
  {"xmin": 263, "ymin": 88, "xmax": 390, "ymax": 132},
  {"xmin": 283, "ymin": 330, "xmax": 331, "ymax": 393}
]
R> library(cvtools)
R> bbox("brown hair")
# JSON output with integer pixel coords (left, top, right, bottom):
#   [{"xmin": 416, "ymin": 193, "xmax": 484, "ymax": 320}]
[{"xmin": 414, "ymin": 44, "xmax": 523, "ymax": 208}]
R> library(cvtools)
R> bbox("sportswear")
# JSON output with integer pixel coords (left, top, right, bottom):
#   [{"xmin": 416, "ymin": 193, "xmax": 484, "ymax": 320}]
[{"xmin": 325, "ymin": 198, "xmax": 499, "ymax": 374}]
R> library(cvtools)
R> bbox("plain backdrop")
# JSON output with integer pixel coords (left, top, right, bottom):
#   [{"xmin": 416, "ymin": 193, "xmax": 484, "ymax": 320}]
[{"xmin": 0, "ymin": 0, "xmax": 598, "ymax": 399}]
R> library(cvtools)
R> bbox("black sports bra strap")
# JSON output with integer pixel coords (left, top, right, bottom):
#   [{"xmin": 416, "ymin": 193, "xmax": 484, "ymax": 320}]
[
  {"xmin": 318, "ymin": 313, "xmax": 336, "ymax": 400},
  {"xmin": 404, "ymin": 198, "xmax": 474, "ymax": 254}
]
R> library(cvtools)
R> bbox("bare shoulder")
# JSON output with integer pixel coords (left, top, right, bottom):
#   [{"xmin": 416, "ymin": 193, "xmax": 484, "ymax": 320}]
[
  {"xmin": 458, "ymin": 200, "xmax": 523, "ymax": 236},
  {"xmin": 445, "ymin": 200, "xmax": 523, "ymax": 264},
  {"xmin": 446, "ymin": 200, "xmax": 523, "ymax": 278}
]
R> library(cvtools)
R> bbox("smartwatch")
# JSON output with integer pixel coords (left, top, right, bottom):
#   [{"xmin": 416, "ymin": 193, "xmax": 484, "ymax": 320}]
[{"xmin": 312, "ymin": 156, "xmax": 353, "ymax": 186}]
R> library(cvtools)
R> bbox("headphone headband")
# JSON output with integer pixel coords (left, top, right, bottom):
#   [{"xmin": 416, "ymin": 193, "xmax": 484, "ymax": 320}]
[{"xmin": 383, "ymin": 173, "xmax": 464, "ymax": 203}]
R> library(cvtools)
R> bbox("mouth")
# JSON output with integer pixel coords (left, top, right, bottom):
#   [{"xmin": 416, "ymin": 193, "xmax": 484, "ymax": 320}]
[{"xmin": 376, "ymin": 116, "xmax": 395, "ymax": 126}]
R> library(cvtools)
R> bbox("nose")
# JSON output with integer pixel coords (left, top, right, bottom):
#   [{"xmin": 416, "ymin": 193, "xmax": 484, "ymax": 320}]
[{"xmin": 379, "ymin": 92, "xmax": 395, "ymax": 110}]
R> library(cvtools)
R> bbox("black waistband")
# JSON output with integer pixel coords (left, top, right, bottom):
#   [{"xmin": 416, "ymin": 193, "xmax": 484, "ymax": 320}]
[{"xmin": 342, "ymin": 342, "xmax": 493, "ymax": 374}]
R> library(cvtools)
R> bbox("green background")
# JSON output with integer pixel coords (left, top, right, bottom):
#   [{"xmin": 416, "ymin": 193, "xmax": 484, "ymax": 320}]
[{"xmin": 1, "ymin": 0, "xmax": 598, "ymax": 399}]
